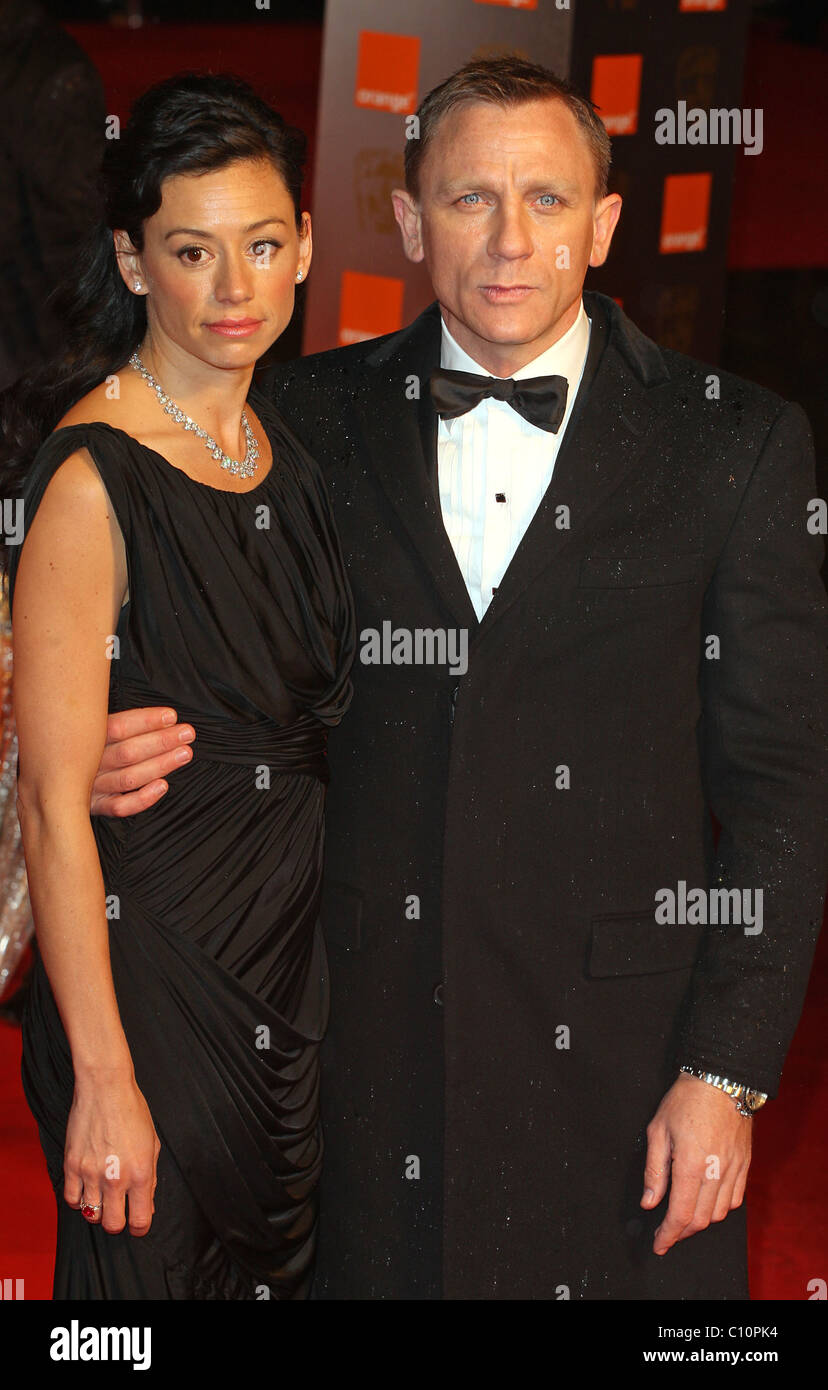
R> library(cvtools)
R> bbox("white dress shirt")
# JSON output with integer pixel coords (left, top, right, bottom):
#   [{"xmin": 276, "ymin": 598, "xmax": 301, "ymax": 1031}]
[{"xmin": 437, "ymin": 300, "xmax": 591, "ymax": 621}]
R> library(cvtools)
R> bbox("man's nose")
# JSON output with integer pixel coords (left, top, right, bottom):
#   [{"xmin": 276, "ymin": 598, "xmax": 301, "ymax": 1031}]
[{"xmin": 487, "ymin": 200, "xmax": 533, "ymax": 260}]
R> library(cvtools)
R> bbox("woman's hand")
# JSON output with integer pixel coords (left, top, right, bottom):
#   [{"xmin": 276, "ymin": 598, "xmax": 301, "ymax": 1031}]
[{"xmin": 64, "ymin": 1070, "xmax": 161, "ymax": 1236}]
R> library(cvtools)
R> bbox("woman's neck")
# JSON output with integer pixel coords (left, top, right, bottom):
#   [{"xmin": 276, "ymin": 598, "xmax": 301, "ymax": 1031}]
[{"xmin": 135, "ymin": 335, "xmax": 254, "ymax": 458}]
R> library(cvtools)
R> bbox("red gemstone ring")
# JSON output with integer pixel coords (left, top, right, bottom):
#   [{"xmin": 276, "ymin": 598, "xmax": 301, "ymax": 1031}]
[{"xmin": 79, "ymin": 1199, "xmax": 102, "ymax": 1221}]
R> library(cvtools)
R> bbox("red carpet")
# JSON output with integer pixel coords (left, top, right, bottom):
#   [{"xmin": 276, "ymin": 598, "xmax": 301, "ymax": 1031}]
[
  {"xmin": 746, "ymin": 901, "xmax": 828, "ymax": 1300},
  {"xmin": 2, "ymin": 901, "xmax": 826, "ymax": 1301},
  {"xmin": 0, "ymin": 1017, "xmax": 55, "ymax": 1300}
]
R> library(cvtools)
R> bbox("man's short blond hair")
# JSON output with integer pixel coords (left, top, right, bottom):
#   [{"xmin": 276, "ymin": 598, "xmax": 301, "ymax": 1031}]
[{"xmin": 404, "ymin": 55, "xmax": 612, "ymax": 203}]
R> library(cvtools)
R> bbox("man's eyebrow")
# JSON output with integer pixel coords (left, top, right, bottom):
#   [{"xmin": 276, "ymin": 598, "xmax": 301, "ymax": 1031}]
[
  {"xmin": 436, "ymin": 177, "xmax": 578, "ymax": 196},
  {"xmin": 164, "ymin": 217, "xmax": 287, "ymax": 240},
  {"xmin": 524, "ymin": 177, "xmax": 578, "ymax": 191},
  {"xmin": 436, "ymin": 179, "xmax": 490, "ymax": 194}
]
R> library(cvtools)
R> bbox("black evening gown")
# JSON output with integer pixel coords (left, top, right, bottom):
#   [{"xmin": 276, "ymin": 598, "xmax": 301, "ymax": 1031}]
[{"xmin": 6, "ymin": 386, "xmax": 355, "ymax": 1299}]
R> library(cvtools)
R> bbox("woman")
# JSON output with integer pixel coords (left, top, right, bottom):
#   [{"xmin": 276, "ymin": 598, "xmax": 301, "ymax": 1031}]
[{"xmin": 1, "ymin": 72, "xmax": 354, "ymax": 1299}]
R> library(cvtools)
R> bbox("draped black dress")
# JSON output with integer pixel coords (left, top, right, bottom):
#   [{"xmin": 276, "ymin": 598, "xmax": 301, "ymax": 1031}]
[{"xmin": 6, "ymin": 386, "xmax": 355, "ymax": 1299}]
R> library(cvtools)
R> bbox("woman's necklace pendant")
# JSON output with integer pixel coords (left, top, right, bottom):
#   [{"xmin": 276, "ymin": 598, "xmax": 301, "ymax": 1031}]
[{"xmin": 129, "ymin": 351, "xmax": 260, "ymax": 480}]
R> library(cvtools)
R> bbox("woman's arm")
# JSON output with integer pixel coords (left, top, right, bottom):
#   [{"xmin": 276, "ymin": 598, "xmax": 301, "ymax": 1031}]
[{"xmin": 12, "ymin": 446, "xmax": 159, "ymax": 1235}]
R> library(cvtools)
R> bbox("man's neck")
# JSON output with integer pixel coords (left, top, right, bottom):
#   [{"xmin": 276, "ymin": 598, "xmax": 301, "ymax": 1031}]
[{"xmin": 439, "ymin": 298, "xmax": 586, "ymax": 378}]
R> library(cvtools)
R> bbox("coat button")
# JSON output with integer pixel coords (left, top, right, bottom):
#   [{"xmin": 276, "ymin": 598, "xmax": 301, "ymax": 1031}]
[{"xmin": 433, "ymin": 983, "xmax": 444, "ymax": 1006}]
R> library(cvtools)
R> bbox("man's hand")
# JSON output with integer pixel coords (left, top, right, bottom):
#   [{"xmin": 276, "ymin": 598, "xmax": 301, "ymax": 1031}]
[
  {"xmin": 91, "ymin": 707, "xmax": 195, "ymax": 817},
  {"xmin": 642, "ymin": 1071, "xmax": 752, "ymax": 1255}
]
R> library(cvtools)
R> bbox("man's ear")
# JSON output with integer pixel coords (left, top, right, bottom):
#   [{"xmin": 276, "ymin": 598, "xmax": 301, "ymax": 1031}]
[
  {"xmin": 589, "ymin": 193, "xmax": 622, "ymax": 270},
  {"xmin": 391, "ymin": 188, "xmax": 424, "ymax": 264},
  {"xmin": 113, "ymin": 229, "xmax": 147, "ymax": 295}
]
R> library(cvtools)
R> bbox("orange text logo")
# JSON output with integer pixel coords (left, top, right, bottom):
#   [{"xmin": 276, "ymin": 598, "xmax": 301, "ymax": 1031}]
[
  {"xmin": 659, "ymin": 173, "xmax": 712, "ymax": 254},
  {"xmin": 355, "ymin": 32, "xmax": 421, "ymax": 115}
]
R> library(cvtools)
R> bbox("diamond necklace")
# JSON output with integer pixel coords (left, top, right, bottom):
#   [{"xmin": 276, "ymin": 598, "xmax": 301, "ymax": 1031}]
[{"xmin": 128, "ymin": 350, "xmax": 260, "ymax": 480}]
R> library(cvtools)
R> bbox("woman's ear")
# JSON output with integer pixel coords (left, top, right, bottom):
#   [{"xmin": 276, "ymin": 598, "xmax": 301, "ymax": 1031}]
[
  {"xmin": 297, "ymin": 211, "xmax": 312, "ymax": 281},
  {"xmin": 113, "ymin": 230, "xmax": 147, "ymax": 295}
]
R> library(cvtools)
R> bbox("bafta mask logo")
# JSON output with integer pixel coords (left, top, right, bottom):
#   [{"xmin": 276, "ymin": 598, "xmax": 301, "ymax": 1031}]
[
  {"xmin": 676, "ymin": 46, "xmax": 720, "ymax": 111},
  {"xmin": 354, "ymin": 150, "xmax": 405, "ymax": 237},
  {"xmin": 654, "ymin": 285, "xmax": 701, "ymax": 354}
]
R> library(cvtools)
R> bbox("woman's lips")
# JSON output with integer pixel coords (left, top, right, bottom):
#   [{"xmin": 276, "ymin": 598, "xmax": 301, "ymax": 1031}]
[{"xmin": 206, "ymin": 320, "xmax": 264, "ymax": 337}]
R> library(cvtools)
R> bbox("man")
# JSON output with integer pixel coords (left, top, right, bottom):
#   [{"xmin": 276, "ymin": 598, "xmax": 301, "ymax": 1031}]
[{"xmin": 90, "ymin": 59, "xmax": 827, "ymax": 1299}]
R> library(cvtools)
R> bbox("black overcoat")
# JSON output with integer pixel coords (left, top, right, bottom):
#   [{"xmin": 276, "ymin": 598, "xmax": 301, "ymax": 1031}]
[{"xmin": 259, "ymin": 291, "xmax": 828, "ymax": 1299}]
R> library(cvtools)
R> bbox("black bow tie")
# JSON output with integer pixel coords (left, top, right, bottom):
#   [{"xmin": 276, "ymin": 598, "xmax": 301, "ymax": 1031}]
[{"xmin": 429, "ymin": 367, "xmax": 569, "ymax": 434}]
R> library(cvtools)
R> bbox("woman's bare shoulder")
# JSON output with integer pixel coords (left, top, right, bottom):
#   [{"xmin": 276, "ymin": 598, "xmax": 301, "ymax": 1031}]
[{"xmin": 55, "ymin": 377, "xmax": 125, "ymax": 431}]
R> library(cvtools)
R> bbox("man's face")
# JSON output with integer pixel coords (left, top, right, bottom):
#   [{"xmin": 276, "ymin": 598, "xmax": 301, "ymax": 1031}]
[{"xmin": 392, "ymin": 97, "xmax": 621, "ymax": 375}]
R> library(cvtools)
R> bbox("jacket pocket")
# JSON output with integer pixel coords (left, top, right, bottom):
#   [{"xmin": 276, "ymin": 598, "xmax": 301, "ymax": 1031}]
[
  {"xmin": 587, "ymin": 910, "xmax": 704, "ymax": 978},
  {"xmin": 320, "ymin": 878, "xmax": 364, "ymax": 951},
  {"xmin": 578, "ymin": 552, "xmax": 702, "ymax": 588}
]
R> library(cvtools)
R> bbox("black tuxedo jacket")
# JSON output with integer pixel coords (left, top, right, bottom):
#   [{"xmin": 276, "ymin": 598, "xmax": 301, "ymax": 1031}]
[{"xmin": 258, "ymin": 290, "xmax": 828, "ymax": 1300}]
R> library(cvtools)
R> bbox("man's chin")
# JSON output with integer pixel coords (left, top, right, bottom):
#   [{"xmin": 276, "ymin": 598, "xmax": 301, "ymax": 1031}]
[{"xmin": 465, "ymin": 314, "xmax": 560, "ymax": 351}]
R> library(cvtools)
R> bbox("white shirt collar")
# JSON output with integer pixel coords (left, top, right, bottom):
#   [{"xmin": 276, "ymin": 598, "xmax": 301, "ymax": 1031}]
[{"xmin": 439, "ymin": 297, "xmax": 590, "ymax": 383}]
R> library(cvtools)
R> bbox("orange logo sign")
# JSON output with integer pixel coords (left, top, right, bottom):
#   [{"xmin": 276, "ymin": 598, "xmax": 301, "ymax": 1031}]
[
  {"xmin": 679, "ymin": 1, "xmax": 726, "ymax": 11},
  {"xmin": 474, "ymin": 0, "xmax": 538, "ymax": 8},
  {"xmin": 338, "ymin": 271, "xmax": 405, "ymax": 346},
  {"xmin": 659, "ymin": 173, "xmax": 712, "ymax": 254},
  {"xmin": 590, "ymin": 54, "xmax": 643, "ymax": 135},
  {"xmin": 355, "ymin": 32, "xmax": 421, "ymax": 115}
]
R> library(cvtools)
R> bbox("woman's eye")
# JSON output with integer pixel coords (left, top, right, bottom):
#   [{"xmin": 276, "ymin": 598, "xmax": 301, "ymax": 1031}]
[{"xmin": 176, "ymin": 239, "xmax": 282, "ymax": 265}]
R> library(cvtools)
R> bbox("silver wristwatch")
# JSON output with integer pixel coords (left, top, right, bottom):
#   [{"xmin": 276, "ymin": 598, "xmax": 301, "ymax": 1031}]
[{"xmin": 679, "ymin": 1065, "xmax": 768, "ymax": 1117}]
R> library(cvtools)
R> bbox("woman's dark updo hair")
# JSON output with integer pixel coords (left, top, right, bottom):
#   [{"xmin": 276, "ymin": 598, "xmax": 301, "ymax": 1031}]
[{"xmin": 0, "ymin": 71, "xmax": 306, "ymax": 576}]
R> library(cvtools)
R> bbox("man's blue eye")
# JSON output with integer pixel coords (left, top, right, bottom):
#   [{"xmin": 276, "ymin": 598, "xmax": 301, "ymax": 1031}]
[
  {"xmin": 538, "ymin": 195, "xmax": 558, "ymax": 206},
  {"xmin": 461, "ymin": 193, "xmax": 481, "ymax": 205}
]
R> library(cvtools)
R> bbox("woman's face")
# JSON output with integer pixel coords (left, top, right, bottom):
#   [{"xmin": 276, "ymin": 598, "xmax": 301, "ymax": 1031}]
[{"xmin": 115, "ymin": 156, "xmax": 311, "ymax": 369}]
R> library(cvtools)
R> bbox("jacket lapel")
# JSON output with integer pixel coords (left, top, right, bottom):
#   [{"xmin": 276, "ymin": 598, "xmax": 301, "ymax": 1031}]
[
  {"xmin": 474, "ymin": 292, "xmax": 671, "ymax": 644},
  {"xmin": 349, "ymin": 303, "xmax": 479, "ymax": 632}
]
